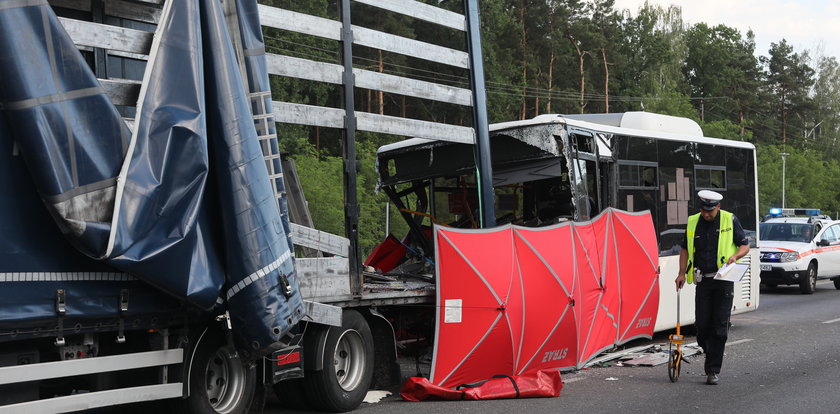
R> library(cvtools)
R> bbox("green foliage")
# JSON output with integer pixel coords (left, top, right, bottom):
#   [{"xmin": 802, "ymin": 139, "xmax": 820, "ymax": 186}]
[
  {"xmin": 293, "ymin": 151, "xmax": 344, "ymax": 237},
  {"xmin": 701, "ymin": 119, "xmax": 751, "ymax": 141},
  {"xmin": 757, "ymin": 145, "xmax": 840, "ymax": 217},
  {"xmin": 812, "ymin": 56, "xmax": 840, "ymax": 158},
  {"xmin": 287, "ymin": 137, "xmax": 410, "ymax": 258},
  {"xmin": 641, "ymin": 91, "xmax": 695, "ymax": 119},
  {"xmin": 759, "ymin": 40, "xmax": 816, "ymax": 145},
  {"xmin": 683, "ymin": 23, "xmax": 761, "ymax": 134}
]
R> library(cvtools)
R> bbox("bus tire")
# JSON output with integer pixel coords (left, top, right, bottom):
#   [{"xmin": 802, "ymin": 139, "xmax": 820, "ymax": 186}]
[
  {"xmin": 800, "ymin": 263, "xmax": 817, "ymax": 294},
  {"xmin": 181, "ymin": 329, "xmax": 257, "ymax": 414},
  {"xmin": 304, "ymin": 309, "xmax": 373, "ymax": 412},
  {"xmin": 833, "ymin": 277, "xmax": 840, "ymax": 290}
]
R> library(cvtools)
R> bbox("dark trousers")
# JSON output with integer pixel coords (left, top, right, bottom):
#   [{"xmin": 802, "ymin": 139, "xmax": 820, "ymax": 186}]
[{"xmin": 695, "ymin": 279, "xmax": 734, "ymax": 375}]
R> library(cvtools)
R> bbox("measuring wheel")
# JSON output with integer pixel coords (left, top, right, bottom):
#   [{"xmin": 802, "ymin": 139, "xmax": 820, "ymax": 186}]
[
  {"xmin": 667, "ymin": 346, "xmax": 682, "ymax": 382},
  {"xmin": 667, "ymin": 288, "xmax": 684, "ymax": 383}
]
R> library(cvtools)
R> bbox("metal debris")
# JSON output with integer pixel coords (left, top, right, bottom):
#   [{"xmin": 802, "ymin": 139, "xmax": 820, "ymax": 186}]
[
  {"xmin": 584, "ymin": 342, "xmax": 704, "ymax": 368},
  {"xmin": 622, "ymin": 343, "xmax": 702, "ymax": 367},
  {"xmin": 363, "ymin": 390, "xmax": 392, "ymax": 403},
  {"xmin": 583, "ymin": 344, "xmax": 656, "ymax": 368}
]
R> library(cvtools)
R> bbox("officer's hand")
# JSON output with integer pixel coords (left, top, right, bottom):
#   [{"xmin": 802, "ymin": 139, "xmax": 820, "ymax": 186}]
[
  {"xmin": 726, "ymin": 256, "xmax": 737, "ymax": 265},
  {"xmin": 675, "ymin": 274, "xmax": 685, "ymax": 291}
]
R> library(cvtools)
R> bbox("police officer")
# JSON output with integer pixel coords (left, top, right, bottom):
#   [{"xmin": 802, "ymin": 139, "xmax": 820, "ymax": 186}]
[{"xmin": 675, "ymin": 190, "xmax": 750, "ymax": 385}]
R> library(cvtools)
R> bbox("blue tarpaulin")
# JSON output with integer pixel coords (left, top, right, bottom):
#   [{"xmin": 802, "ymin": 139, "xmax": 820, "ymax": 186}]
[{"xmin": 0, "ymin": 0, "xmax": 304, "ymax": 358}]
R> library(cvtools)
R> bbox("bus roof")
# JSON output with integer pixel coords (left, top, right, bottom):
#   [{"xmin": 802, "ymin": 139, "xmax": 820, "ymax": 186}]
[{"xmin": 377, "ymin": 112, "xmax": 756, "ymax": 154}]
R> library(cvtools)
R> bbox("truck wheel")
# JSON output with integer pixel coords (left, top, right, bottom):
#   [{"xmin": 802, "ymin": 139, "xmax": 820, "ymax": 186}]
[
  {"xmin": 305, "ymin": 310, "xmax": 373, "ymax": 412},
  {"xmin": 833, "ymin": 277, "xmax": 840, "ymax": 290},
  {"xmin": 182, "ymin": 329, "xmax": 257, "ymax": 414},
  {"xmin": 800, "ymin": 263, "xmax": 817, "ymax": 294}
]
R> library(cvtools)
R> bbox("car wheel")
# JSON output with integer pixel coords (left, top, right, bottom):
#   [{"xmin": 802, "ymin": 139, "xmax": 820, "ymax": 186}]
[
  {"xmin": 833, "ymin": 277, "xmax": 840, "ymax": 290},
  {"xmin": 800, "ymin": 263, "xmax": 817, "ymax": 294}
]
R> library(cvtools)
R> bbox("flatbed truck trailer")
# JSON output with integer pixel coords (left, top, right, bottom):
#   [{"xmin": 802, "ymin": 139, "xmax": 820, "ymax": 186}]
[{"xmin": 0, "ymin": 0, "xmax": 475, "ymax": 412}]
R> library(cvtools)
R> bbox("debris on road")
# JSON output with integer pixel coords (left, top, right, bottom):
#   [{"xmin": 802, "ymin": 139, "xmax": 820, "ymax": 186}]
[
  {"xmin": 363, "ymin": 390, "xmax": 392, "ymax": 403},
  {"xmin": 585, "ymin": 342, "xmax": 703, "ymax": 368}
]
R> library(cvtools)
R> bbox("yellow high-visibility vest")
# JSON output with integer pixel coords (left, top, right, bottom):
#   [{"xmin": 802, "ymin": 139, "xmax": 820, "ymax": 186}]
[{"xmin": 685, "ymin": 210, "xmax": 738, "ymax": 284}]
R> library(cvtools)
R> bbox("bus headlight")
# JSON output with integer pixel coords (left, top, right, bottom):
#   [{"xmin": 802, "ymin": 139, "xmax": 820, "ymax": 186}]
[{"xmin": 780, "ymin": 252, "xmax": 799, "ymax": 262}]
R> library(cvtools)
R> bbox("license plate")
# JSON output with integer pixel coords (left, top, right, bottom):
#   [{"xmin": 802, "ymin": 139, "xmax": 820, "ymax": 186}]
[{"xmin": 760, "ymin": 265, "xmax": 771, "ymax": 271}]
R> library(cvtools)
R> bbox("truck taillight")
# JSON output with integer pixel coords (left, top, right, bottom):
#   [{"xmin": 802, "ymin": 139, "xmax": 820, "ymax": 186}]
[{"xmin": 276, "ymin": 351, "xmax": 301, "ymax": 366}]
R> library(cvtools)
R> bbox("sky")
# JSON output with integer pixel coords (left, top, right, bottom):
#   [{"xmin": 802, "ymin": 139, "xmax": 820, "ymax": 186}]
[{"xmin": 612, "ymin": 0, "xmax": 840, "ymax": 60}]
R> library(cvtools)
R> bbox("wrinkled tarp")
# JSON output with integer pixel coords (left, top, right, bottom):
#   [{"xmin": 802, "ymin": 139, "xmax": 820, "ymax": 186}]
[
  {"xmin": 0, "ymin": 112, "xmax": 190, "ymax": 338},
  {"xmin": 430, "ymin": 209, "xmax": 659, "ymax": 389},
  {"xmin": 0, "ymin": 0, "xmax": 304, "ymax": 357},
  {"xmin": 401, "ymin": 370, "xmax": 562, "ymax": 401}
]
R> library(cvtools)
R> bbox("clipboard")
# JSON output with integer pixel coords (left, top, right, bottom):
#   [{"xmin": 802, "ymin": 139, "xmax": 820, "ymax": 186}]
[{"xmin": 713, "ymin": 263, "xmax": 749, "ymax": 282}]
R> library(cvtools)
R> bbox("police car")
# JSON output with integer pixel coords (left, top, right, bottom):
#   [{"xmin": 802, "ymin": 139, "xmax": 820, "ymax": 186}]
[{"xmin": 758, "ymin": 209, "xmax": 840, "ymax": 293}]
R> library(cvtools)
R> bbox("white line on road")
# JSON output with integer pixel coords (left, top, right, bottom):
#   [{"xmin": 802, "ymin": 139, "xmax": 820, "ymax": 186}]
[
  {"xmin": 822, "ymin": 317, "xmax": 840, "ymax": 324},
  {"xmin": 727, "ymin": 339, "xmax": 754, "ymax": 346}
]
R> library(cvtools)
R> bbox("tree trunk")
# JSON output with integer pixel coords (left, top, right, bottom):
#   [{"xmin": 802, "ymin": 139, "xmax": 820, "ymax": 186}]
[
  {"xmin": 781, "ymin": 96, "xmax": 787, "ymax": 146},
  {"xmin": 567, "ymin": 32, "xmax": 586, "ymax": 114},
  {"xmin": 578, "ymin": 51, "xmax": 585, "ymax": 113},
  {"xmin": 601, "ymin": 48, "xmax": 609, "ymax": 113},
  {"xmin": 547, "ymin": 51, "xmax": 555, "ymax": 113}
]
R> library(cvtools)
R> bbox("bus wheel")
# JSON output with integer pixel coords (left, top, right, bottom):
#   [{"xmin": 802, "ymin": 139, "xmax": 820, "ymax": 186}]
[
  {"xmin": 305, "ymin": 310, "xmax": 373, "ymax": 412},
  {"xmin": 181, "ymin": 329, "xmax": 257, "ymax": 414},
  {"xmin": 800, "ymin": 263, "xmax": 817, "ymax": 294},
  {"xmin": 833, "ymin": 277, "xmax": 840, "ymax": 290}
]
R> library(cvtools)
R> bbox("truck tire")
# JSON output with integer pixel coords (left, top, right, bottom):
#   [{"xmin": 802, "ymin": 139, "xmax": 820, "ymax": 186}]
[
  {"xmin": 800, "ymin": 263, "xmax": 817, "ymax": 294},
  {"xmin": 181, "ymin": 329, "xmax": 257, "ymax": 414},
  {"xmin": 305, "ymin": 309, "xmax": 373, "ymax": 412}
]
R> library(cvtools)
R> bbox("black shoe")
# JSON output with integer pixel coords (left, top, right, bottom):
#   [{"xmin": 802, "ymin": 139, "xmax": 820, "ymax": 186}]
[{"xmin": 706, "ymin": 374, "xmax": 719, "ymax": 385}]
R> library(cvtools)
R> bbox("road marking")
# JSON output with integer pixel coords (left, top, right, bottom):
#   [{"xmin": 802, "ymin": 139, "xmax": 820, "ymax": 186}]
[
  {"xmin": 727, "ymin": 339, "xmax": 754, "ymax": 346},
  {"xmin": 822, "ymin": 317, "xmax": 840, "ymax": 324}
]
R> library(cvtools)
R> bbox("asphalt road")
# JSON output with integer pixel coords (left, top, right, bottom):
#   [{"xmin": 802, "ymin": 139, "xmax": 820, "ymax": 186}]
[{"xmin": 266, "ymin": 279, "xmax": 840, "ymax": 414}]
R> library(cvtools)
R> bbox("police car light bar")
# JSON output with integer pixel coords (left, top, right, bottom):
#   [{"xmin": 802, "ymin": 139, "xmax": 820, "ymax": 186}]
[{"xmin": 776, "ymin": 208, "xmax": 821, "ymax": 216}]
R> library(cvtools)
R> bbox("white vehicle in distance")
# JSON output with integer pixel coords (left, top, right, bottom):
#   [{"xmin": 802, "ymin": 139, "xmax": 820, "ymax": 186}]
[{"xmin": 758, "ymin": 208, "xmax": 840, "ymax": 293}]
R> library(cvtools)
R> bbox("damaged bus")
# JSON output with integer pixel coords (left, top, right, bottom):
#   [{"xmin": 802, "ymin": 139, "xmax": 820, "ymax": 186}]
[{"xmin": 376, "ymin": 112, "xmax": 760, "ymax": 331}]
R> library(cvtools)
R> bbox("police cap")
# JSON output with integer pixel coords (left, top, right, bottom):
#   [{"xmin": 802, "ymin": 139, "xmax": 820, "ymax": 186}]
[{"xmin": 698, "ymin": 190, "xmax": 723, "ymax": 211}]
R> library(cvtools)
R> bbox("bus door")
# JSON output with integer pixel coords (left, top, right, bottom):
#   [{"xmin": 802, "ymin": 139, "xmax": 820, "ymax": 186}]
[
  {"xmin": 566, "ymin": 128, "xmax": 601, "ymax": 221},
  {"xmin": 595, "ymin": 132, "xmax": 616, "ymax": 214}
]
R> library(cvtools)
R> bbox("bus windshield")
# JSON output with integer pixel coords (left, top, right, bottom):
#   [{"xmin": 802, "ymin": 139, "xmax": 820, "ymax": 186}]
[{"xmin": 759, "ymin": 222, "xmax": 814, "ymax": 242}]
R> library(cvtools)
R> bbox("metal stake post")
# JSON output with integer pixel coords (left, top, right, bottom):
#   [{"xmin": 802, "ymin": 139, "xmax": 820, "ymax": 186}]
[{"xmin": 464, "ymin": 0, "xmax": 495, "ymax": 228}]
